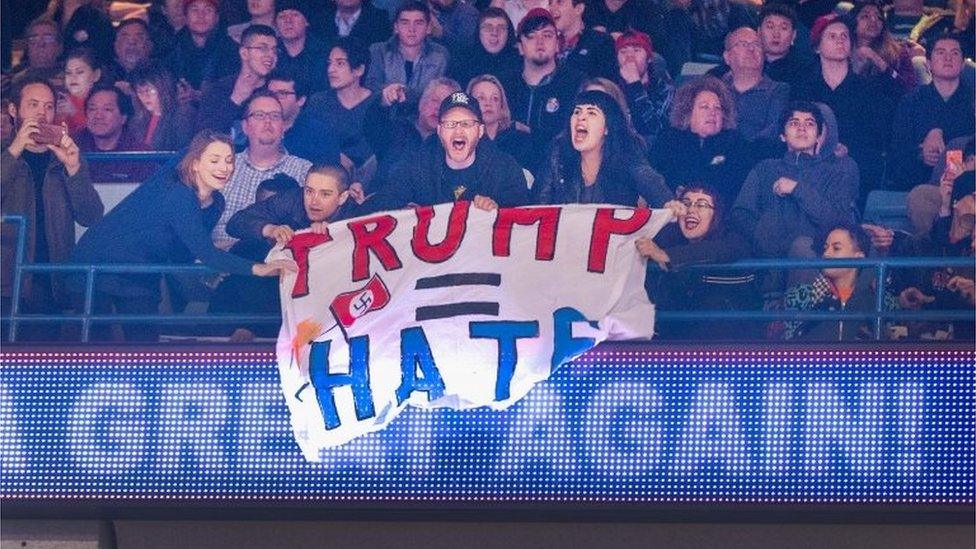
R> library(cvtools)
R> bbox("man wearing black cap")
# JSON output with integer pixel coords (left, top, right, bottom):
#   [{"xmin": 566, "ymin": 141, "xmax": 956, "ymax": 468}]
[
  {"xmin": 275, "ymin": 0, "xmax": 330, "ymax": 95},
  {"xmin": 374, "ymin": 91, "xmax": 530, "ymax": 211},
  {"xmin": 500, "ymin": 8, "xmax": 585, "ymax": 169}
]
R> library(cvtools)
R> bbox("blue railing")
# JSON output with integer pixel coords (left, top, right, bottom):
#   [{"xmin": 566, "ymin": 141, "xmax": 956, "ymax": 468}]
[{"xmin": 2, "ymin": 214, "xmax": 973, "ymax": 342}]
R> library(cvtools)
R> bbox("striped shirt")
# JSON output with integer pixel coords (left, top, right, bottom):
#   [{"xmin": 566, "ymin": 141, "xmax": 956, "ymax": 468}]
[{"xmin": 212, "ymin": 149, "xmax": 311, "ymax": 250}]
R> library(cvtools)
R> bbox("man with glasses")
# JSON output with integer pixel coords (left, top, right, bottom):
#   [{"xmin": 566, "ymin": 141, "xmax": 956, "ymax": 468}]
[
  {"xmin": 374, "ymin": 91, "xmax": 529, "ymax": 211},
  {"xmin": 266, "ymin": 69, "xmax": 341, "ymax": 167},
  {"xmin": 6, "ymin": 19, "xmax": 63, "ymax": 91},
  {"xmin": 721, "ymin": 26, "xmax": 790, "ymax": 142},
  {"xmin": 212, "ymin": 89, "xmax": 312, "ymax": 250},
  {"xmin": 732, "ymin": 101, "xmax": 860, "ymax": 269},
  {"xmin": 197, "ymin": 24, "xmax": 279, "ymax": 133}
]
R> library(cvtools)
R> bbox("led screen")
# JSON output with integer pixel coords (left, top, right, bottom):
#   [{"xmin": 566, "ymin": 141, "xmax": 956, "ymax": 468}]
[{"xmin": 1, "ymin": 345, "xmax": 972, "ymax": 504}]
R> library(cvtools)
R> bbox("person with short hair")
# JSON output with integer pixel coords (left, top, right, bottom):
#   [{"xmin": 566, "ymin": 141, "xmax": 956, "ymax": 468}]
[
  {"xmin": 614, "ymin": 30, "xmax": 674, "ymax": 148},
  {"xmin": 7, "ymin": 19, "xmax": 63, "ymax": 91},
  {"xmin": 227, "ymin": 0, "xmax": 276, "ymax": 43},
  {"xmin": 2, "ymin": 77, "xmax": 102, "ymax": 336},
  {"xmin": 165, "ymin": 0, "xmax": 240, "ymax": 93},
  {"xmin": 782, "ymin": 224, "xmax": 899, "ymax": 341},
  {"xmin": 212, "ymin": 90, "xmax": 312, "ymax": 250},
  {"xmin": 68, "ymin": 130, "xmax": 296, "ymax": 341},
  {"xmin": 75, "ymin": 83, "xmax": 156, "ymax": 182},
  {"xmin": 365, "ymin": 2, "xmax": 449, "ymax": 112},
  {"xmin": 721, "ymin": 26, "xmax": 790, "ymax": 141},
  {"xmin": 500, "ymin": 8, "xmax": 585, "ymax": 164},
  {"xmin": 266, "ymin": 69, "xmax": 342, "ymax": 167},
  {"xmin": 428, "ymin": 0, "xmax": 480, "ymax": 59},
  {"xmin": 318, "ymin": 0, "xmax": 392, "ymax": 50},
  {"xmin": 111, "ymin": 18, "xmax": 155, "ymax": 81},
  {"xmin": 536, "ymin": 89, "xmax": 670, "ymax": 206},
  {"xmin": 548, "ymin": 0, "xmax": 616, "ymax": 79},
  {"xmin": 756, "ymin": 3, "xmax": 816, "ymax": 89},
  {"xmin": 375, "ymin": 90, "xmax": 530, "ymax": 210},
  {"xmin": 894, "ymin": 33, "xmax": 974, "ymax": 202},
  {"xmin": 449, "ymin": 8, "xmax": 522, "ymax": 88},
  {"xmin": 732, "ymin": 101, "xmax": 860, "ymax": 265}
]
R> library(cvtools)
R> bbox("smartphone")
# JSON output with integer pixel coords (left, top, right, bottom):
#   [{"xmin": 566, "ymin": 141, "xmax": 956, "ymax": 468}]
[
  {"xmin": 29, "ymin": 122, "xmax": 65, "ymax": 146},
  {"xmin": 946, "ymin": 149, "xmax": 964, "ymax": 171}
]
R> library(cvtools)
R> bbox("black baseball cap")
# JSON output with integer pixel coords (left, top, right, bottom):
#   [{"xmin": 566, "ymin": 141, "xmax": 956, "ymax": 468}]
[{"xmin": 438, "ymin": 91, "xmax": 482, "ymax": 122}]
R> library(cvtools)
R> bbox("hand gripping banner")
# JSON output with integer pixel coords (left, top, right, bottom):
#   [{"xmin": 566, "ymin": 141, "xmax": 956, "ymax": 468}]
[{"xmin": 268, "ymin": 202, "xmax": 673, "ymax": 459}]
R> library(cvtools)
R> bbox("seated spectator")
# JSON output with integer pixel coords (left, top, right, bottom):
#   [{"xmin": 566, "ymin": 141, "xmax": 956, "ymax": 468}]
[
  {"xmin": 266, "ymin": 69, "xmax": 341, "ymax": 167},
  {"xmin": 374, "ymin": 91, "xmax": 530, "ymax": 210},
  {"xmin": 491, "ymin": 0, "xmax": 548, "ymax": 36},
  {"xmin": 227, "ymin": 0, "xmax": 276, "ymax": 43},
  {"xmin": 429, "ymin": 0, "xmax": 480, "ymax": 59},
  {"xmin": 614, "ymin": 30, "xmax": 674, "ymax": 148},
  {"xmin": 49, "ymin": 0, "xmax": 115, "ymax": 64},
  {"xmin": 850, "ymin": 0, "xmax": 926, "ymax": 91},
  {"xmin": 721, "ymin": 26, "xmax": 791, "ymax": 142},
  {"xmin": 536, "ymin": 89, "xmax": 670, "ymax": 206},
  {"xmin": 583, "ymin": 0, "xmax": 665, "ymax": 46},
  {"xmin": 757, "ymin": 3, "xmax": 817, "ymax": 90},
  {"xmin": 450, "ymin": 8, "xmax": 522, "ymax": 88},
  {"xmin": 2, "ymin": 77, "xmax": 103, "ymax": 340},
  {"xmin": 912, "ymin": 0, "xmax": 975, "ymax": 62},
  {"xmin": 75, "ymin": 84, "xmax": 156, "ymax": 182},
  {"xmin": 893, "ymin": 33, "xmax": 973, "ymax": 195},
  {"xmin": 636, "ymin": 185, "xmax": 759, "ymax": 340},
  {"xmin": 908, "ymin": 135, "xmax": 975, "ymax": 237},
  {"xmin": 147, "ymin": 0, "xmax": 184, "ymax": 56},
  {"xmin": 896, "ymin": 152, "xmax": 975, "ymax": 340},
  {"xmin": 301, "ymin": 37, "xmax": 383, "ymax": 170},
  {"xmin": 366, "ymin": 2, "xmax": 449, "ymax": 114},
  {"xmin": 274, "ymin": 0, "xmax": 330, "ymax": 96},
  {"xmin": 793, "ymin": 14, "xmax": 897, "ymax": 202},
  {"xmin": 197, "ymin": 24, "xmax": 279, "ymax": 133},
  {"xmin": 129, "ymin": 63, "xmax": 196, "ymax": 150},
  {"xmin": 662, "ymin": 0, "xmax": 755, "ymax": 75},
  {"xmin": 366, "ymin": 77, "xmax": 461, "ymax": 192},
  {"xmin": 69, "ymin": 130, "xmax": 295, "ymax": 341},
  {"xmin": 212, "ymin": 90, "xmax": 312, "ymax": 250},
  {"xmin": 6, "ymin": 19, "xmax": 63, "ymax": 92},
  {"xmin": 549, "ymin": 0, "xmax": 616, "ymax": 80},
  {"xmin": 318, "ymin": 0, "xmax": 392, "ymax": 50},
  {"xmin": 466, "ymin": 74, "xmax": 534, "ymax": 174},
  {"xmin": 109, "ymin": 18, "xmax": 155, "ymax": 83},
  {"xmin": 500, "ymin": 8, "xmax": 585, "ymax": 166},
  {"xmin": 165, "ymin": 0, "xmax": 239, "ymax": 94},
  {"xmin": 57, "ymin": 48, "xmax": 103, "ymax": 135},
  {"xmin": 783, "ymin": 224, "xmax": 899, "ymax": 341},
  {"xmin": 648, "ymin": 76, "xmax": 755, "ymax": 207},
  {"xmin": 732, "ymin": 101, "xmax": 860, "ymax": 283}
]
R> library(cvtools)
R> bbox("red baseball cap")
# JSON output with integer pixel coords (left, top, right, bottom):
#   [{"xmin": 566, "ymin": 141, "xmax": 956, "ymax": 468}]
[{"xmin": 615, "ymin": 30, "xmax": 654, "ymax": 57}]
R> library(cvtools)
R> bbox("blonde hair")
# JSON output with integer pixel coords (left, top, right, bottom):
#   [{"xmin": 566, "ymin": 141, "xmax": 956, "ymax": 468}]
[{"xmin": 466, "ymin": 74, "xmax": 513, "ymax": 131}]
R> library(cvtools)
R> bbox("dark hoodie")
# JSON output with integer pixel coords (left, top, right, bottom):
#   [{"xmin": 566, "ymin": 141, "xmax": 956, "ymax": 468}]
[
  {"xmin": 731, "ymin": 108, "xmax": 860, "ymax": 258},
  {"xmin": 374, "ymin": 136, "xmax": 530, "ymax": 210}
]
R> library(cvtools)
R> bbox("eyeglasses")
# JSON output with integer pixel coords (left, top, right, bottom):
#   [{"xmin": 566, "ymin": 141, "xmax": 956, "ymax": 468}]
[
  {"xmin": 730, "ymin": 40, "xmax": 762, "ymax": 50},
  {"xmin": 439, "ymin": 119, "xmax": 481, "ymax": 129},
  {"xmin": 27, "ymin": 35, "xmax": 58, "ymax": 46},
  {"xmin": 244, "ymin": 45, "xmax": 277, "ymax": 55},
  {"xmin": 247, "ymin": 110, "xmax": 284, "ymax": 122},
  {"xmin": 681, "ymin": 199, "xmax": 715, "ymax": 210}
]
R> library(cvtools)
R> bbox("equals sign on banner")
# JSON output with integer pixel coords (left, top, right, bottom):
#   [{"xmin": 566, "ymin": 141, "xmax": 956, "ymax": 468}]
[{"xmin": 413, "ymin": 272, "xmax": 501, "ymax": 321}]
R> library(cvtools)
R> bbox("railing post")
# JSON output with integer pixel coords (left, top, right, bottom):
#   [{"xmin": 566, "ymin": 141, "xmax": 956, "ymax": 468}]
[
  {"xmin": 874, "ymin": 262, "xmax": 888, "ymax": 340},
  {"xmin": 8, "ymin": 216, "xmax": 27, "ymax": 342},
  {"xmin": 82, "ymin": 265, "xmax": 96, "ymax": 343}
]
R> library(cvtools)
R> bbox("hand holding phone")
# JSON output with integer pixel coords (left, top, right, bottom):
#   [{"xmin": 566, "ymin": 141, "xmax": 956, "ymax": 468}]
[{"xmin": 29, "ymin": 122, "xmax": 67, "ymax": 146}]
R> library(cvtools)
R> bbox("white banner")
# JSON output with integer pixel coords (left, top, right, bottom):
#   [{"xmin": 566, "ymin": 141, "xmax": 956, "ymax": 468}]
[{"xmin": 270, "ymin": 202, "xmax": 672, "ymax": 459}]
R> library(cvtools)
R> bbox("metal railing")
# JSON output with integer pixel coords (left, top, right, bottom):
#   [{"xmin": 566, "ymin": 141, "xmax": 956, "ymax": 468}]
[{"xmin": 2, "ymin": 214, "xmax": 973, "ymax": 342}]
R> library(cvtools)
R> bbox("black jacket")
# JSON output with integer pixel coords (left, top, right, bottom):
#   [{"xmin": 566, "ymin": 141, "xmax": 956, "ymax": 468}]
[
  {"xmin": 500, "ymin": 66, "xmax": 586, "ymax": 163},
  {"xmin": 648, "ymin": 127, "xmax": 756, "ymax": 207},
  {"xmin": 535, "ymin": 143, "xmax": 671, "ymax": 207},
  {"xmin": 374, "ymin": 137, "xmax": 530, "ymax": 210},
  {"xmin": 561, "ymin": 28, "xmax": 617, "ymax": 81},
  {"xmin": 315, "ymin": 1, "xmax": 392, "ymax": 50}
]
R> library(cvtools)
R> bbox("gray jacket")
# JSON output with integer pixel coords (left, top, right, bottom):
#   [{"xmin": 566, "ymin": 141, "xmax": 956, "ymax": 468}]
[{"xmin": 365, "ymin": 37, "xmax": 449, "ymax": 109}]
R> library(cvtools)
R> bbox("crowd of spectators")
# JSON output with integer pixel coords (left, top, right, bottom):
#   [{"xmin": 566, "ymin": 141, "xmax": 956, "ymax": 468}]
[{"xmin": 0, "ymin": 0, "xmax": 973, "ymax": 343}]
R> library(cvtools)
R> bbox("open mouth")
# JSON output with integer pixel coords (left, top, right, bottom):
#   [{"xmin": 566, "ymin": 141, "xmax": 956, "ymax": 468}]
[
  {"xmin": 450, "ymin": 137, "xmax": 468, "ymax": 152},
  {"xmin": 682, "ymin": 216, "xmax": 700, "ymax": 231},
  {"xmin": 572, "ymin": 125, "xmax": 589, "ymax": 143}
]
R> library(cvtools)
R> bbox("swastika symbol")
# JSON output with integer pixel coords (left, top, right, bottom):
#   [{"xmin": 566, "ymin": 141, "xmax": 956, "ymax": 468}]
[{"xmin": 350, "ymin": 290, "xmax": 375, "ymax": 317}]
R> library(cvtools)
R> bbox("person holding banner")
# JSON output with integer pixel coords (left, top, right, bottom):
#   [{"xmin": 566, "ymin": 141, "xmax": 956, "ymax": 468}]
[
  {"xmin": 68, "ymin": 130, "xmax": 297, "ymax": 341},
  {"xmin": 535, "ymin": 89, "xmax": 671, "ymax": 207},
  {"xmin": 373, "ymin": 90, "xmax": 530, "ymax": 211}
]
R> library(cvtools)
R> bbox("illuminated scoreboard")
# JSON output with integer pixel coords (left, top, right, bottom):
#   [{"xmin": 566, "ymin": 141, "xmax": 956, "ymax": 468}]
[{"xmin": 0, "ymin": 344, "xmax": 972, "ymax": 509}]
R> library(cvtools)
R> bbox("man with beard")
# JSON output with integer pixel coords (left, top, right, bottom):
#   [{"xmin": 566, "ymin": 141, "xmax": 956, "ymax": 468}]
[
  {"xmin": 212, "ymin": 90, "xmax": 312, "ymax": 250},
  {"xmin": 500, "ymin": 8, "xmax": 584, "ymax": 165},
  {"xmin": 197, "ymin": 24, "xmax": 279, "ymax": 133},
  {"xmin": 374, "ymin": 91, "xmax": 529, "ymax": 210},
  {"xmin": 1, "ymin": 77, "xmax": 102, "ymax": 339},
  {"xmin": 110, "ymin": 19, "xmax": 154, "ymax": 82}
]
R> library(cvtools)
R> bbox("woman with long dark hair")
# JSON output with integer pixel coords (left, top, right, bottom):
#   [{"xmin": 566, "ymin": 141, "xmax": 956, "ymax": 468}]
[
  {"xmin": 70, "ymin": 130, "xmax": 295, "ymax": 341},
  {"xmin": 535, "ymin": 89, "xmax": 670, "ymax": 207},
  {"xmin": 850, "ymin": 0, "xmax": 923, "ymax": 91},
  {"xmin": 129, "ymin": 62, "xmax": 196, "ymax": 150}
]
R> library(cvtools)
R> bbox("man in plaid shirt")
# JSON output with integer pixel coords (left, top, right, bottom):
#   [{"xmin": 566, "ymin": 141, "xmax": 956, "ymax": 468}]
[{"xmin": 212, "ymin": 89, "xmax": 312, "ymax": 250}]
